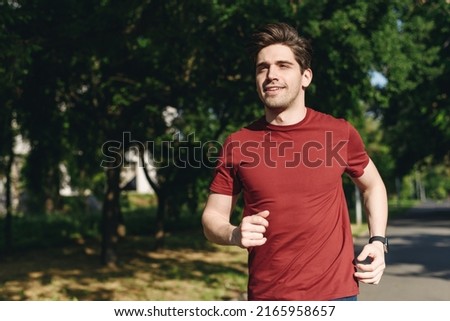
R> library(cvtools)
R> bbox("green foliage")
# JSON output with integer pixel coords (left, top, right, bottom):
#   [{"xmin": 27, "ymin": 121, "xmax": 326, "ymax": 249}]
[
  {"xmin": 413, "ymin": 157, "xmax": 450, "ymax": 200},
  {"xmin": 0, "ymin": 193, "xmax": 204, "ymax": 250},
  {"xmin": 423, "ymin": 163, "xmax": 450, "ymax": 200},
  {"xmin": 0, "ymin": 211, "xmax": 100, "ymax": 250},
  {"xmin": 372, "ymin": 0, "xmax": 450, "ymax": 175}
]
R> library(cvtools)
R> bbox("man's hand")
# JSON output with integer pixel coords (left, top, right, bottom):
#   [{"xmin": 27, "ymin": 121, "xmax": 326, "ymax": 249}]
[
  {"xmin": 231, "ymin": 210, "xmax": 270, "ymax": 248},
  {"xmin": 354, "ymin": 242, "xmax": 386, "ymax": 284}
]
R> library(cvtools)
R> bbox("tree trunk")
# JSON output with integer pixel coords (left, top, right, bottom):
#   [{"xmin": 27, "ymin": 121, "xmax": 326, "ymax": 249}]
[
  {"xmin": 101, "ymin": 165, "xmax": 123, "ymax": 267},
  {"xmin": 3, "ymin": 146, "xmax": 14, "ymax": 257},
  {"xmin": 154, "ymin": 192, "xmax": 166, "ymax": 250},
  {"xmin": 139, "ymin": 151, "xmax": 166, "ymax": 250}
]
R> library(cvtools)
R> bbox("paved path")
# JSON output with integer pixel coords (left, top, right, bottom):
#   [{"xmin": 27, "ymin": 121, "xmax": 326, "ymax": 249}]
[{"xmin": 353, "ymin": 201, "xmax": 450, "ymax": 301}]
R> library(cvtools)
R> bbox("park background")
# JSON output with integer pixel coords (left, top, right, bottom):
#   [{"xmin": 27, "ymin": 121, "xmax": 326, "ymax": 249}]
[{"xmin": 0, "ymin": 0, "xmax": 449, "ymax": 300}]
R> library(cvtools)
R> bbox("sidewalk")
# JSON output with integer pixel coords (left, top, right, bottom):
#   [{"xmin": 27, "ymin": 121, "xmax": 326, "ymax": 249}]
[{"xmin": 354, "ymin": 201, "xmax": 450, "ymax": 300}]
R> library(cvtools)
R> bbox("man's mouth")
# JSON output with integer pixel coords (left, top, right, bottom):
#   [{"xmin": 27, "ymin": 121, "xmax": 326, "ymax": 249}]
[{"xmin": 264, "ymin": 86, "xmax": 284, "ymax": 93}]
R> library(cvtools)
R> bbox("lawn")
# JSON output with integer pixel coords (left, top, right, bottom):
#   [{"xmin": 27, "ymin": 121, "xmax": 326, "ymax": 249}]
[{"xmin": 0, "ymin": 230, "xmax": 248, "ymax": 301}]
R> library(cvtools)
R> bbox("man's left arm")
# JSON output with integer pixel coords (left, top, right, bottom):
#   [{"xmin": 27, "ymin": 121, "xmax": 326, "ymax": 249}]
[{"xmin": 351, "ymin": 158, "xmax": 388, "ymax": 284}]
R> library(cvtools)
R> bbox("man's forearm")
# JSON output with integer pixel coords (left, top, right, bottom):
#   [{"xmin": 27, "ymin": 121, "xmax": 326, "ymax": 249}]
[
  {"xmin": 202, "ymin": 212, "xmax": 237, "ymax": 246},
  {"xmin": 363, "ymin": 182, "xmax": 388, "ymax": 236}
]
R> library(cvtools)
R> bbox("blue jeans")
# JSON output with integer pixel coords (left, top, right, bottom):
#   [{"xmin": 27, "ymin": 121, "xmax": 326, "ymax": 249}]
[{"xmin": 330, "ymin": 295, "xmax": 357, "ymax": 301}]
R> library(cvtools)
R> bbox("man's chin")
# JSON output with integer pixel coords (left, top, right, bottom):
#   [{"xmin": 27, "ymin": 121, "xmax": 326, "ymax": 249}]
[{"xmin": 264, "ymin": 103, "xmax": 287, "ymax": 110}]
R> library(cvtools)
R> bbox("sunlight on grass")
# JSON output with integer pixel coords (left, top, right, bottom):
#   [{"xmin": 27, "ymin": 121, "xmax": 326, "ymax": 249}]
[{"xmin": 0, "ymin": 233, "xmax": 249, "ymax": 301}]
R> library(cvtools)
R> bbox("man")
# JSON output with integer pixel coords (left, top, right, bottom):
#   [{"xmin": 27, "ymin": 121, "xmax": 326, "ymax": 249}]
[{"xmin": 201, "ymin": 22, "xmax": 388, "ymax": 301}]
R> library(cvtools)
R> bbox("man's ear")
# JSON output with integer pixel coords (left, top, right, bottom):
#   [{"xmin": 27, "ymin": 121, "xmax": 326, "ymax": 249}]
[{"xmin": 301, "ymin": 68, "xmax": 313, "ymax": 88}]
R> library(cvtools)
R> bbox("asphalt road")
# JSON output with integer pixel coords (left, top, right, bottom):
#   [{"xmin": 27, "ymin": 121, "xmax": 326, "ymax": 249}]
[{"xmin": 354, "ymin": 200, "xmax": 450, "ymax": 301}]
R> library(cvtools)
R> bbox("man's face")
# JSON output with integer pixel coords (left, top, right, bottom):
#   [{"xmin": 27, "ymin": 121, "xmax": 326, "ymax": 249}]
[{"xmin": 255, "ymin": 44, "xmax": 310, "ymax": 110}]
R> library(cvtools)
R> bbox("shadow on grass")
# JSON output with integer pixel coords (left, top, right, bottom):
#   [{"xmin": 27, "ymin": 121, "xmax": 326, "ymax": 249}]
[{"xmin": 0, "ymin": 229, "xmax": 248, "ymax": 301}]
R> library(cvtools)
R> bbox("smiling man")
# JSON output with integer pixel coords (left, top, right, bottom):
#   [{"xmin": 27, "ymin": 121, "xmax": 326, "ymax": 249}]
[
  {"xmin": 255, "ymin": 43, "xmax": 310, "ymax": 119},
  {"xmin": 201, "ymin": 22, "xmax": 388, "ymax": 301}
]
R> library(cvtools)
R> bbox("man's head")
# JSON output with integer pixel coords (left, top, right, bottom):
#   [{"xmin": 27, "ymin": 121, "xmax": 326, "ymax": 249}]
[
  {"xmin": 248, "ymin": 22, "xmax": 312, "ymax": 74},
  {"xmin": 249, "ymin": 23, "xmax": 313, "ymax": 111}
]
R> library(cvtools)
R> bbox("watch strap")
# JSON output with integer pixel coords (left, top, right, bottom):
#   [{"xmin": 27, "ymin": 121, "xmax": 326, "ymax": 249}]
[
  {"xmin": 369, "ymin": 236, "xmax": 388, "ymax": 253},
  {"xmin": 369, "ymin": 236, "xmax": 386, "ymax": 244}
]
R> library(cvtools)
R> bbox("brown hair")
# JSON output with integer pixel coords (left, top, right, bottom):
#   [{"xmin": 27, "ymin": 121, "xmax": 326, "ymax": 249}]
[{"xmin": 248, "ymin": 22, "xmax": 312, "ymax": 73}]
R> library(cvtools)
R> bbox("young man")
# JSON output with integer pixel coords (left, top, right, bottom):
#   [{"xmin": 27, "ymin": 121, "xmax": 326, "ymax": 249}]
[{"xmin": 201, "ymin": 22, "xmax": 388, "ymax": 301}]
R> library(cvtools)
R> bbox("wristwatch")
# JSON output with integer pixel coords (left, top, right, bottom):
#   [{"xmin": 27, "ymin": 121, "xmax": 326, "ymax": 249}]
[{"xmin": 369, "ymin": 236, "xmax": 389, "ymax": 253}]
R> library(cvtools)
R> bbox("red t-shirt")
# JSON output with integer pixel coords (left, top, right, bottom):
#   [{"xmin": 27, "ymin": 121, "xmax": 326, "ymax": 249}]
[{"xmin": 209, "ymin": 108, "xmax": 369, "ymax": 300}]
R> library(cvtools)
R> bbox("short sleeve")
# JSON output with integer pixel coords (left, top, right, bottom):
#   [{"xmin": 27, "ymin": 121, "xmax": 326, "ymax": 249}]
[
  {"xmin": 209, "ymin": 135, "xmax": 242, "ymax": 195},
  {"xmin": 345, "ymin": 123, "xmax": 370, "ymax": 178}
]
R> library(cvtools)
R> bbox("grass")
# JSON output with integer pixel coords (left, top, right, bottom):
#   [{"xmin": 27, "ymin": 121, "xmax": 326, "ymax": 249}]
[
  {"xmin": 387, "ymin": 199, "xmax": 421, "ymax": 218},
  {"xmin": 349, "ymin": 198, "xmax": 421, "ymax": 236},
  {"xmin": 0, "ymin": 230, "xmax": 249, "ymax": 301}
]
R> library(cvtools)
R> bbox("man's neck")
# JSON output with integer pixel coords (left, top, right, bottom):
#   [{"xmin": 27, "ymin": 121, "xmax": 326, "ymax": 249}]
[{"xmin": 265, "ymin": 105, "xmax": 307, "ymax": 126}]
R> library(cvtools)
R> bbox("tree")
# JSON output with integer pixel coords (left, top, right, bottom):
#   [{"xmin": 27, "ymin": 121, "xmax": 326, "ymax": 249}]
[
  {"xmin": 0, "ymin": 0, "xmax": 36, "ymax": 255},
  {"xmin": 369, "ymin": 0, "xmax": 450, "ymax": 175}
]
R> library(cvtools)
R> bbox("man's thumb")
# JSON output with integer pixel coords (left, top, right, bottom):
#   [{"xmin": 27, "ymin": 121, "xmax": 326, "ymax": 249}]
[{"xmin": 256, "ymin": 210, "xmax": 270, "ymax": 218}]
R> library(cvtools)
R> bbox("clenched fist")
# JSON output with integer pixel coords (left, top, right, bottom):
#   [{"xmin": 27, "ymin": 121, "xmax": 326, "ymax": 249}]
[{"xmin": 232, "ymin": 210, "xmax": 270, "ymax": 248}]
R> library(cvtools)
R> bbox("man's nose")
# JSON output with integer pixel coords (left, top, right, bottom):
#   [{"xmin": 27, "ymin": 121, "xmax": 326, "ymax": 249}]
[{"xmin": 266, "ymin": 66, "xmax": 279, "ymax": 80}]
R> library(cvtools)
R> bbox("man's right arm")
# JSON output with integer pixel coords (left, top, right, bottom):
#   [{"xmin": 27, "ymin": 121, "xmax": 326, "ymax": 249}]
[{"xmin": 201, "ymin": 193, "xmax": 270, "ymax": 248}]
